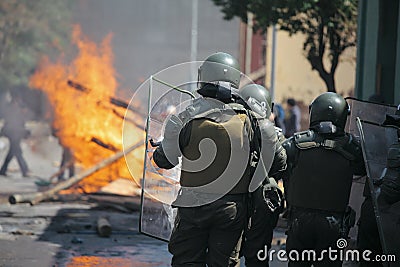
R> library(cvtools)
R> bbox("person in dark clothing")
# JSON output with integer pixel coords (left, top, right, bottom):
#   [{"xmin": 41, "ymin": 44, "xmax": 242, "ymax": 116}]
[
  {"xmin": 284, "ymin": 98, "xmax": 301, "ymax": 138},
  {"xmin": 51, "ymin": 127, "xmax": 75, "ymax": 181},
  {"xmin": 57, "ymin": 147, "xmax": 75, "ymax": 180},
  {"xmin": 282, "ymin": 92, "xmax": 366, "ymax": 267},
  {"xmin": 0, "ymin": 97, "xmax": 29, "ymax": 177},
  {"xmin": 237, "ymin": 84, "xmax": 287, "ymax": 267},
  {"xmin": 273, "ymin": 103, "xmax": 286, "ymax": 135}
]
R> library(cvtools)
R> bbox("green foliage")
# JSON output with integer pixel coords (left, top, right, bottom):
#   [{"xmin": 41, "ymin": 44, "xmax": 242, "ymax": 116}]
[
  {"xmin": 0, "ymin": 0, "xmax": 72, "ymax": 92},
  {"xmin": 212, "ymin": 0, "xmax": 358, "ymax": 92}
]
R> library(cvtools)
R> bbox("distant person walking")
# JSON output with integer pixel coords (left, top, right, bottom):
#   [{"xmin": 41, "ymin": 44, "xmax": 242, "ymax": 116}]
[
  {"xmin": 273, "ymin": 103, "xmax": 286, "ymax": 135},
  {"xmin": 58, "ymin": 146, "xmax": 75, "ymax": 180},
  {"xmin": 51, "ymin": 127, "xmax": 75, "ymax": 181},
  {"xmin": 284, "ymin": 98, "xmax": 301, "ymax": 138},
  {"xmin": 0, "ymin": 97, "xmax": 30, "ymax": 177}
]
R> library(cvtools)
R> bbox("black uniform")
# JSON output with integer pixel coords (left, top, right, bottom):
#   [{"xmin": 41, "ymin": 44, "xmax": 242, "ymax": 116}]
[
  {"xmin": 242, "ymin": 127, "xmax": 287, "ymax": 267},
  {"xmin": 283, "ymin": 129, "xmax": 365, "ymax": 267}
]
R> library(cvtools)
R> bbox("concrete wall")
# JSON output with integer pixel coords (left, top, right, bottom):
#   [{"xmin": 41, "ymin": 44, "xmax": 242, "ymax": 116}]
[{"xmin": 356, "ymin": 0, "xmax": 400, "ymax": 105}]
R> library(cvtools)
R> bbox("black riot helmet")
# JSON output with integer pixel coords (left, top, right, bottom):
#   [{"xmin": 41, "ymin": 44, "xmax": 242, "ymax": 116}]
[
  {"xmin": 197, "ymin": 52, "xmax": 241, "ymax": 100},
  {"xmin": 309, "ymin": 92, "xmax": 350, "ymax": 133},
  {"xmin": 239, "ymin": 84, "xmax": 273, "ymax": 119}
]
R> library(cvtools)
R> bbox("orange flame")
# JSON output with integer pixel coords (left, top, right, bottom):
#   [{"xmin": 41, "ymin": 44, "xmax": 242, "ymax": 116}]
[{"xmin": 29, "ymin": 25, "xmax": 144, "ymax": 193}]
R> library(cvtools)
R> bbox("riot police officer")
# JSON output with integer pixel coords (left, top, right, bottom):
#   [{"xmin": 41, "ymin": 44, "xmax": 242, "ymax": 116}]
[
  {"xmin": 380, "ymin": 107, "xmax": 400, "ymax": 206},
  {"xmin": 376, "ymin": 107, "xmax": 400, "ymax": 262},
  {"xmin": 153, "ymin": 52, "xmax": 269, "ymax": 266},
  {"xmin": 282, "ymin": 92, "xmax": 365, "ymax": 266},
  {"xmin": 237, "ymin": 84, "xmax": 287, "ymax": 267}
]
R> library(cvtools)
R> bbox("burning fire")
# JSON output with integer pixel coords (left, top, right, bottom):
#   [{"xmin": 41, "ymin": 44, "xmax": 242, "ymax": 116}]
[{"xmin": 29, "ymin": 25, "xmax": 144, "ymax": 193}]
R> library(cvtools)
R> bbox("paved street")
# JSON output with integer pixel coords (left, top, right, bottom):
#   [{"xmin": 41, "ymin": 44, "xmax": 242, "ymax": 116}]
[{"xmin": 0, "ymin": 127, "xmax": 288, "ymax": 266}]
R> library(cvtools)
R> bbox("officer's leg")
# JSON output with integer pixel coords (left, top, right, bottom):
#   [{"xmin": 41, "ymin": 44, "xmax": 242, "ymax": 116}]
[
  {"xmin": 357, "ymin": 198, "xmax": 383, "ymax": 267},
  {"xmin": 243, "ymin": 214, "xmax": 274, "ymax": 266},
  {"xmin": 312, "ymin": 214, "xmax": 342, "ymax": 267},
  {"xmin": 286, "ymin": 211, "xmax": 314, "ymax": 267},
  {"xmin": 168, "ymin": 207, "xmax": 208, "ymax": 267},
  {"xmin": 242, "ymin": 187, "xmax": 276, "ymax": 267},
  {"xmin": 207, "ymin": 197, "xmax": 247, "ymax": 267}
]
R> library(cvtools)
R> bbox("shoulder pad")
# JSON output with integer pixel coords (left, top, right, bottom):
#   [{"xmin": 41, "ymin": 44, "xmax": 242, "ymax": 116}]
[
  {"xmin": 282, "ymin": 137, "xmax": 297, "ymax": 160},
  {"xmin": 293, "ymin": 130, "xmax": 318, "ymax": 149},
  {"xmin": 178, "ymin": 98, "xmax": 222, "ymax": 123},
  {"xmin": 258, "ymin": 119, "xmax": 277, "ymax": 141}
]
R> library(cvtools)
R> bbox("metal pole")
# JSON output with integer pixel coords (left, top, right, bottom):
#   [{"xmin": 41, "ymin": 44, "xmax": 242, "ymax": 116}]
[
  {"xmin": 270, "ymin": 25, "xmax": 277, "ymax": 101},
  {"xmin": 190, "ymin": 0, "xmax": 199, "ymax": 90},
  {"xmin": 245, "ymin": 12, "xmax": 254, "ymax": 75}
]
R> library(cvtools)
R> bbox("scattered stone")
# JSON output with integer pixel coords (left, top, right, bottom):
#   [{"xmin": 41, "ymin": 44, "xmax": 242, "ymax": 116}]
[
  {"xmin": 71, "ymin": 236, "xmax": 83, "ymax": 244},
  {"xmin": 11, "ymin": 229, "xmax": 35, "ymax": 236}
]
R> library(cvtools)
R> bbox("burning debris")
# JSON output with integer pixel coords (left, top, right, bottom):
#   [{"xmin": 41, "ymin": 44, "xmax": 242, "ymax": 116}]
[
  {"xmin": 29, "ymin": 25, "xmax": 145, "ymax": 194},
  {"xmin": 9, "ymin": 142, "xmax": 142, "ymax": 205}
]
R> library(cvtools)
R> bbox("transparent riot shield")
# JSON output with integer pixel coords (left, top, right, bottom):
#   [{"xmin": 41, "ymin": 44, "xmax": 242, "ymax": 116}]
[
  {"xmin": 357, "ymin": 118, "xmax": 400, "ymax": 265},
  {"xmin": 120, "ymin": 61, "xmax": 203, "ymax": 242},
  {"xmin": 344, "ymin": 98, "xmax": 398, "ymax": 243},
  {"xmin": 139, "ymin": 78, "xmax": 195, "ymax": 242}
]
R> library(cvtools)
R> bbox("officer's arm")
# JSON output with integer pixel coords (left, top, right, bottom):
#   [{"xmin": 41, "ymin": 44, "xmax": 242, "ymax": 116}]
[
  {"xmin": 153, "ymin": 144, "xmax": 176, "ymax": 169},
  {"xmin": 380, "ymin": 144, "xmax": 400, "ymax": 204},
  {"xmin": 152, "ymin": 114, "xmax": 186, "ymax": 169},
  {"xmin": 282, "ymin": 137, "xmax": 296, "ymax": 178},
  {"xmin": 349, "ymin": 137, "xmax": 367, "ymax": 176},
  {"xmin": 258, "ymin": 119, "xmax": 278, "ymax": 175},
  {"xmin": 380, "ymin": 169, "xmax": 400, "ymax": 204},
  {"xmin": 269, "ymin": 129, "xmax": 287, "ymax": 180}
]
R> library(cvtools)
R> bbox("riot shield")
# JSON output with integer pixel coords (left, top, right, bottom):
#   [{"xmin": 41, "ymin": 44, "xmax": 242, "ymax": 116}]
[
  {"xmin": 357, "ymin": 118, "xmax": 400, "ymax": 265},
  {"xmin": 344, "ymin": 98, "xmax": 398, "ymax": 244},
  {"xmin": 139, "ymin": 78, "xmax": 195, "ymax": 242},
  {"xmin": 345, "ymin": 97, "xmax": 397, "ymax": 137}
]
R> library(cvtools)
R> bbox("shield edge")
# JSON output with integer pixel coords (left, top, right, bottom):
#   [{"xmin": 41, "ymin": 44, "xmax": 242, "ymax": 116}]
[
  {"xmin": 139, "ymin": 75, "xmax": 154, "ymax": 236},
  {"xmin": 356, "ymin": 117, "xmax": 389, "ymax": 254}
]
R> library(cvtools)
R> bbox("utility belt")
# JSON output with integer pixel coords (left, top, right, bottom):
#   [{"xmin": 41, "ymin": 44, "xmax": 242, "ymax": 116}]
[
  {"xmin": 289, "ymin": 206, "xmax": 344, "ymax": 216},
  {"xmin": 289, "ymin": 205, "xmax": 356, "ymax": 238},
  {"xmin": 220, "ymin": 193, "xmax": 249, "ymax": 202},
  {"xmin": 172, "ymin": 188, "xmax": 248, "ymax": 208}
]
